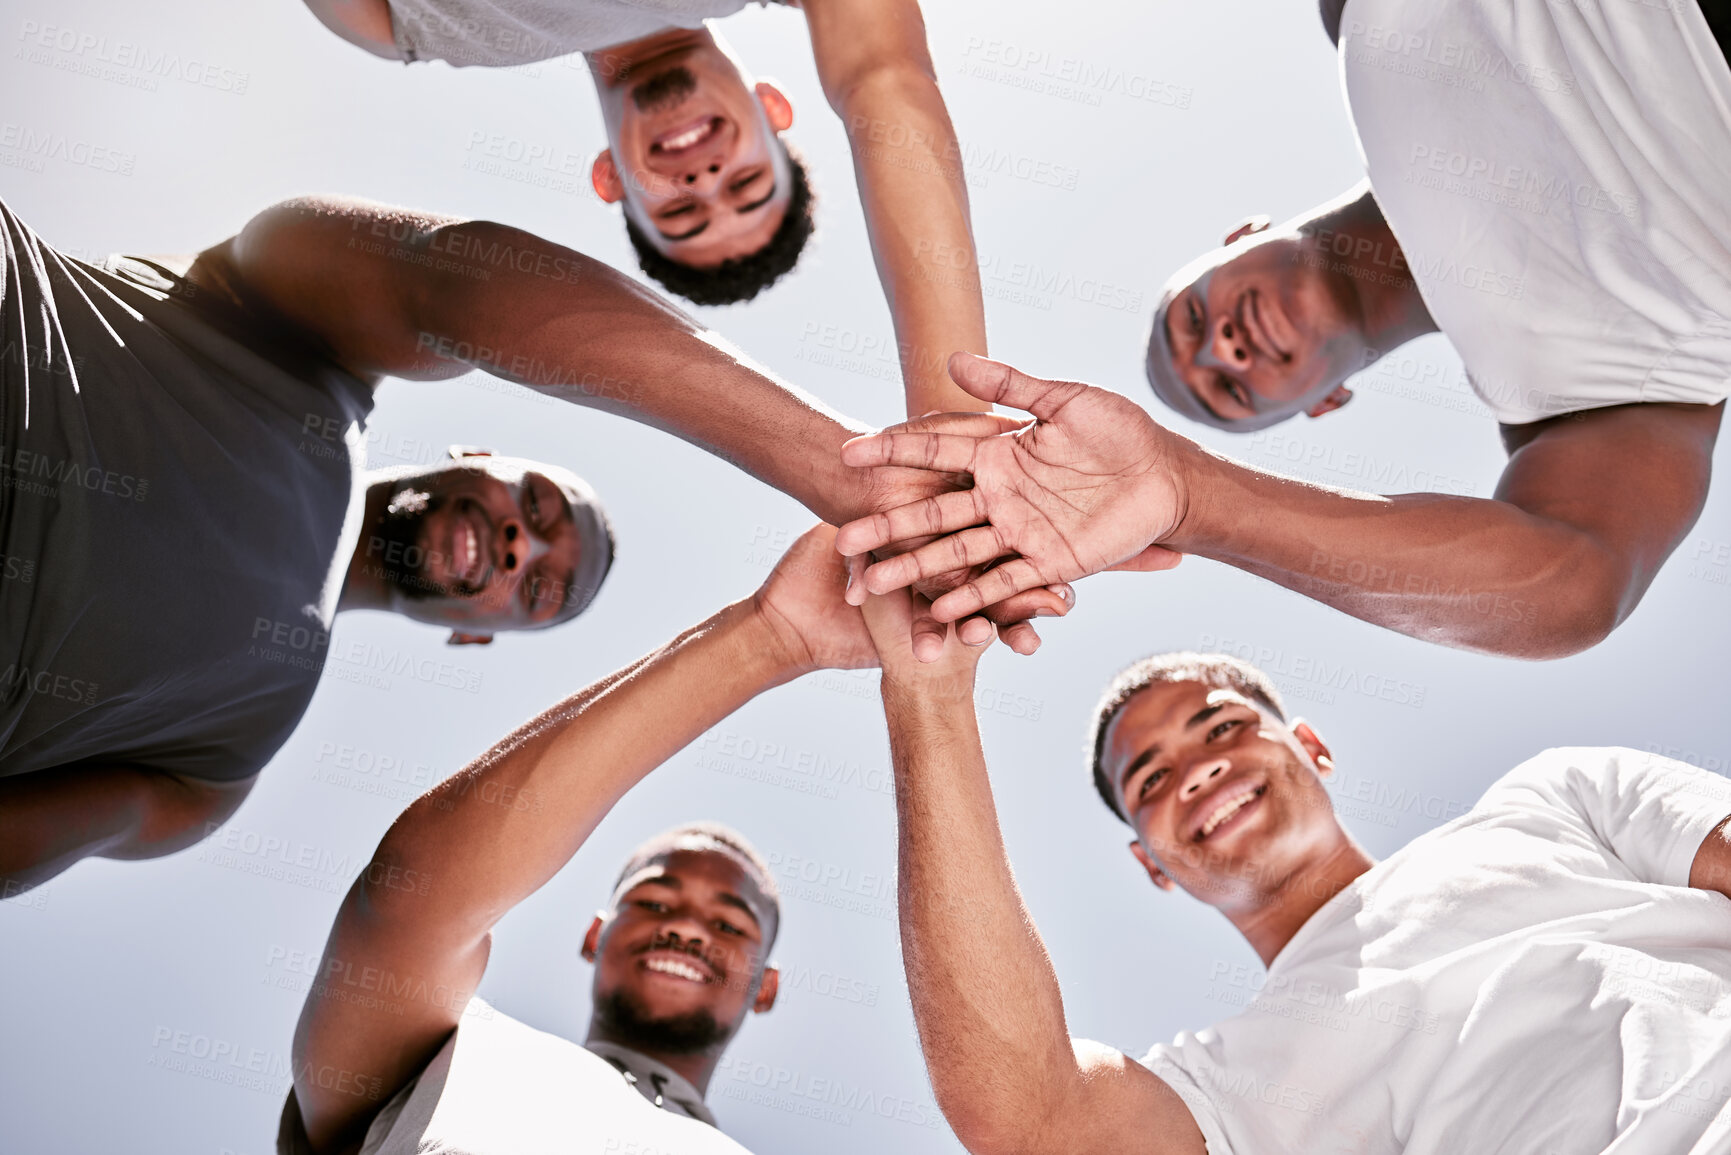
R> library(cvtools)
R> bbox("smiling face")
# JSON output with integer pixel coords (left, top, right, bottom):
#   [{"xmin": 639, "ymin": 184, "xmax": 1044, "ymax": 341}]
[
  {"xmin": 591, "ymin": 30, "xmax": 794, "ymax": 269},
  {"xmin": 362, "ymin": 455, "xmax": 610, "ymax": 634},
  {"xmin": 1148, "ymin": 231, "xmax": 1367, "ymax": 430},
  {"xmin": 1101, "ymin": 680, "xmax": 1346, "ymax": 914},
  {"xmin": 585, "ymin": 848, "xmax": 779, "ymax": 1055}
]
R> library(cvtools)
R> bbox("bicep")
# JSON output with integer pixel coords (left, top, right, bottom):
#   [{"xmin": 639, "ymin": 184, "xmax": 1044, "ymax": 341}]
[
  {"xmin": 803, "ymin": 0, "xmax": 938, "ymax": 109},
  {"xmin": 201, "ymin": 195, "xmax": 466, "ymax": 381},
  {"xmin": 1495, "ymin": 402, "xmax": 1722, "ymax": 609},
  {"xmin": 1689, "ymin": 815, "xmax": 1731, "ymax": 902},
  {"xmin": 1046, "ymin": 1040, "xmax": 1209, "ymax": 1155},
  {"xmin": 292, "ymin": 876, "xmax": 490, "ymax": 1152}
]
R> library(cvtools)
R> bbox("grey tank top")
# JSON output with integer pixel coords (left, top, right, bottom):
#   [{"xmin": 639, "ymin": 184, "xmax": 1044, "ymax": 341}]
[
  {"xmin": 0, "ymin": 199, "xmax": 373, "ymax": 782},
  {"xmin": 387, "ymin": 0, "xmax": 773, "ymax": 66}
]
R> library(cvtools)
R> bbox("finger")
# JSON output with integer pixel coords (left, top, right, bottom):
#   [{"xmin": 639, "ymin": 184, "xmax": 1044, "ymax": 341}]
[
  {"xmin": 981, "ymin": 584, "xmax": 1073, "ymax": 625},
  {"xmin": 907, "ymin": 592, "xmax": 948, "ymax": 664},
  {"xmin": 844, "ymin": 551, "xmax": 870, "ymax": 607},
  {"xmin": 998, "ymin": 619, "xmax": 1042, "ymax": 656},
  {"xmin": 835, "ymin": 490, "xmax": 988, "ymax": 557},
  {"xmin": 839, "ymin": 431, "xmax": 985, "ymax": 472},
  {"xmin": 947, "ymin": 352, "xmax": 1088, "ymax": 421},
  {"xmin": 1104, "ymin": 545, "xmax": 1185, "ymax": 574},
  {"xmin": 886, "ymin": 410, "xmax": 1030, "ymax": 438},
  {"xmin": 864, "ymin": 526, "xmax": 1013, "ymax": 594},
  {"xmin": 955, "ymin": 615, "xmax": 994, "ymax": 647},
  {"xmin": 928, "ymin": 557, "xmax": 1051, "ymax": 623}
]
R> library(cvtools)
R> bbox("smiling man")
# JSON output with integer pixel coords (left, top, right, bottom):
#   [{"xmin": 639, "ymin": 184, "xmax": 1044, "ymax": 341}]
[
  {"xmin": 304, "ymin": 0, "xmax": 990, "ymax": 414},
  {"xmin": 861, "ymin": 618, "xmax": 1731, "ymax": 1155},
  {"xmin": 833, "ymin": 0, "xmax": 1731, "ymax": 659},
  {"xmin": 279, "ymin": 525, "xmax": 875, "ymax": 1155}
]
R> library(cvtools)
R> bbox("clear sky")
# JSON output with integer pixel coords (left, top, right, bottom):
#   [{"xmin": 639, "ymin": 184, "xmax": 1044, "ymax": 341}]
[{"xmin": 3, "ymin": 0, "xmax": 1730, "ymax": 1152}]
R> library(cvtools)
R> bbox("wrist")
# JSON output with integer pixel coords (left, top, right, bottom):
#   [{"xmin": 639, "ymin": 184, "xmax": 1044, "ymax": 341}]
[
  {"xmin": 1156, "ymin": 427, "xmax": 1210, "ymax": 552},
  {"xmin": 733, "ymin": 598, "xmax": 817, "ymax": 687}
]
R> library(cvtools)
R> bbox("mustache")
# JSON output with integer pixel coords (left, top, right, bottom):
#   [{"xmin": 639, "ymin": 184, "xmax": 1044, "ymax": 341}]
[
  {"xmin": 630, "ymin": 66, "xmax": 697, "ymax": 113},
  {"xmin": 369, "ymin": 491, "xmax": 487, "ymax": 601}
]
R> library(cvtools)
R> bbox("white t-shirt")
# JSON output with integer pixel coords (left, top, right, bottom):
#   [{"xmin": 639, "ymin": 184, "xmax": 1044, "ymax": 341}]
[
  {"xmin": 1340, "ymin": 0, "xmax": 1731, "ymax": 423},
  {"xmin": 1143, "ymin": 747, "xmax": 1731, "ymax": 1154},
  {"xmin": 385, "ymin": 0, "xmax": 775, "ymax": 66},
  {"xmin": 277, "ymin": 1000, "xmax": 755, "ymax": 1155}
]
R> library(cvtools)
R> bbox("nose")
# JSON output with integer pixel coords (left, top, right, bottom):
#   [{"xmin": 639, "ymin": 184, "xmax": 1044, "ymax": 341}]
[
  {"xmin": 681, "ymin": 161, "xmax": 723, "ymax": 188},
  {"xmin": 1210, "ymin": 314, "xmax": 1251, "ymax": 368},
  {"xmin": 497, "ymin": 517, "xmax": 552, "ymax": 575},
  {"xmin": 1179, "ymin": 756, "xmax": 1230, "ymax": 800}
]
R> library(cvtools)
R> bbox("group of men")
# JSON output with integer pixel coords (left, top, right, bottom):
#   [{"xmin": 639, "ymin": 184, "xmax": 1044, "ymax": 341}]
[{"xmin": 5, "ymin": 0, "xmax": 1731, "ymax": 1150}]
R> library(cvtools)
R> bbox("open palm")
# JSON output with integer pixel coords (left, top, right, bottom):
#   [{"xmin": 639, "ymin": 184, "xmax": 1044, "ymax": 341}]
[{"xmin": 835, "ymin": 354, "xmax": 1185, "ymax": 623}]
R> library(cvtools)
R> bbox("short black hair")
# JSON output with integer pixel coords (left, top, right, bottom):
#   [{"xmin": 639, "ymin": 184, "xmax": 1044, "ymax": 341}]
[
  {"xmin": 1087, "ymin": 652, "xmax": 1288, "ymax": 825},
  {"xmin": 624, "ymin": 142, "xmax": 815, "ymax": 307},
  {"xmin": 611, "ymin": 821, "xmax": 783, "ymax": 947}
]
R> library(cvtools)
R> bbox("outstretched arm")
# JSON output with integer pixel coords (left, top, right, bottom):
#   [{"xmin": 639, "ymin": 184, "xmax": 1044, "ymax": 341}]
[
  {"xmin": 862, "ymin": 592, "xmax": 1204, "ymax": 1155},
  {"xmin": 839, "ymin": 353, "xmax": 1721, "ymax": 659},
  {"xmin": 192, "ymin": 196, "xmax": 882, "ymax": 527},
  {"xmin": 803, "ymin": 0, "xmax": 989, "ymax": 416},
  {"xmin": 291, "ymin": 527, "xmax": 875, "ymax": 1153}
]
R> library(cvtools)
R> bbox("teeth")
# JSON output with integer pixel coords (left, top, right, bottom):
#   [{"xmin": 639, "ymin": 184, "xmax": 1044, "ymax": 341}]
[
  {"xmin": 1199, "ymin": 787, "xmax": 1260, "ymax": 839},
  {"xmin": 645, "ymin": 957, "xmax": 708, "ymax": 983},
  {"xmin": 657, "ymin": 120, "xmax": 714, "ymax": 152}
]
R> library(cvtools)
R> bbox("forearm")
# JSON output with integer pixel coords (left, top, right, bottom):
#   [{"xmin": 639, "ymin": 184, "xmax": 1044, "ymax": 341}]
[
  {"xmin": 1169, "ymin": 440, "xmax": 1626, "ymax": 658},
  {"xmin": 362, "ymin": 601, "xmax": 796, "ymax": 940},
  {"xmin": 407, "ymin": 225, "xmax": 873, "ymax": 523},
  {"xmin": 838, "ymin": 70, "xmax": 990, "ymax": 416},
  {"xmin": 883, "ymin": 683, "xmax": 1077, "ymax": 1149}
]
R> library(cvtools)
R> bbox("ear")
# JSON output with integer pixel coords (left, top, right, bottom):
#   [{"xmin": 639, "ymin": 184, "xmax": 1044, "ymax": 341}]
[
  {"xmin": 1305, "ymin": 385, "xmax": 1353, "ymax": 419},
  {"xmin": 754, "ymin": 81, "xmax": 794, "ymax": 133},
  {"xmin": 1128, "ymin": 840, "xmax": 1176, "ymax": 892},
  {"xmin": 581, "ymin": 914, "xmax": 605, "ymax": 962},
  {"xmin": 591, "ymin": 149, "xmax": 625, "ymax": 204},
  {"xmin": 1290, "ymin": 720, "xmax": 1335, "ymax": 779},
  {"xmin": 752, "ymin": 965, "xmax": 779, "ymax": 1014},
  {"xmin": 446, "ymin": 631, "xmax": 494, "ymax": 646},
  {"xmin": 447, "ymin": 444, "xmax": 495, "ymax": 460},
  {"xmin": 1224, "ymin": 214, "xmax": 1272, "ymax": 246}
]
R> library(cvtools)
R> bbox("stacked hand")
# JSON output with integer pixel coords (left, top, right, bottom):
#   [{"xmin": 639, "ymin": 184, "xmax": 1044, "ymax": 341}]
[{"xmin": 837, "ymin": 353, "xmax": 1186, "ymax": 658}]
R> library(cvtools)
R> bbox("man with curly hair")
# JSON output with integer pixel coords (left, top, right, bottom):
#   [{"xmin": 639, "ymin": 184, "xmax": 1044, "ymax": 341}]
[{"xmin": 304, "ymin": 0, "xmax": 988, "ymax": 415}]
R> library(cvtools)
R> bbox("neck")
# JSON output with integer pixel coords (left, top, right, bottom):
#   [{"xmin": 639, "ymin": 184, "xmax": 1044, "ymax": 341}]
[
  {"xmin": 337, "ymin": 477, "xmax": 395, "ymax": 613},
  {"xmin": 1301, "ymin": 185, "xmax": 1437, "ymax": 359},
  {"xmin": 1227, "ymin": 838, "xmax": 1376, "ymax": 967},
  {"xmin": 584, "ymin": 1021, "xmax": 726, "ymax": 1097}
]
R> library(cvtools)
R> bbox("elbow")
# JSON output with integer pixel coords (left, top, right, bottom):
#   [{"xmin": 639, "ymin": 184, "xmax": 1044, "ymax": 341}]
[{"xmin": 1490, "ymin": 545, "xmax": 1630, "ymax": 661}]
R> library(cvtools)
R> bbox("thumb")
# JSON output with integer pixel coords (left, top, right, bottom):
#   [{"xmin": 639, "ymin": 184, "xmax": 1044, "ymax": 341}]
[{"xmin": 947, "ymin": 352, "xmax": 1084, "ymax": 421}]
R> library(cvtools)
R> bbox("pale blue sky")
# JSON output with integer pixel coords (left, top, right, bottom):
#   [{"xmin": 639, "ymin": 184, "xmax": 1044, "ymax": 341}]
[{"xmin": 3, "ymin": 1, "xmax": 1730, "ymax": 1152}]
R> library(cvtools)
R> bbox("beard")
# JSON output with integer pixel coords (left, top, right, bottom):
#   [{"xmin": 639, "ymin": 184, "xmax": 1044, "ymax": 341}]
[
  {"xmin": 593, "ymin": 988, "xmax": 729, "ymax": 1055},
  {"xmin": 368, "ymin": 486, "xmax": 453, "ymax": 602},
  {"xmin": 630, "ymin": 65, "xmax": 697, "ymax": 114}
]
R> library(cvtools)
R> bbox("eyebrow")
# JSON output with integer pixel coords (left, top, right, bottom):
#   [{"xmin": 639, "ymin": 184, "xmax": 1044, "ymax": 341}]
[
  {"xmin": 736, "ymin": 180, "xmax": 777, "ymax": 215},
  {"xmin": 631, "ymin": 875, "xmax": 764, "ymax": 930},
  {"xmin": 1116, "ymin": 702, "xmax": 1228, "ymax": 798},
  {"xmin": 653, "ymin": 179, "xmax": 779, "ymax": 243},
  {"xmin": 717, "ymin": 892, "xmax": 763, "ymax": 929},
  {"xmin": 1166, "ymin": 292, "xmax": 1242, "ymax": 424}
]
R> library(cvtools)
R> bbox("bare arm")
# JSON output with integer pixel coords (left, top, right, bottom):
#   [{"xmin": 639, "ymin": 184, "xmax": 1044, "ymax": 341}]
[
  {"xmin": 292, "ymin": 528, "xmax": 876, "ymax": 1152},
  {"xmin": 803, "ymin": 0, "xmax": 989, "ymax": 415},
  {"xmin": 0, "ymin": 766, "xmax": 254, "ymax": 892},
  {"xmin": 837, "ymin": 354, "xmax": 1722, "ymax": 659},
  {"xmin": 862, "ymin": 592, "xmax": 1204, "ymax": 1155},
  {"xmin": 194, "ymin": 196, "xmax": 892, "ymax": 527},
  {"xmin": 1691, "ymin": 817, "xmax": 1731, "ymax": 901}
]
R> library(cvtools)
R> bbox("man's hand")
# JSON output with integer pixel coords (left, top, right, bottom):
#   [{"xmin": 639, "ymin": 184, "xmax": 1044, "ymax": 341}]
[
  {"xmin": 859, "ymin": 585, "xmax": 990, "ymax": 706},
  {"xmin": 751, "ymin": 524, "xmax": 879, "ymax": 676},
  {"xmin": 850, "ymin": 406, "xmax": 1079, "ymax": 658},
  {"xmin": 839, "ymin": 353, "xmax": 1184, "ymax": 624}
]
